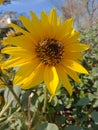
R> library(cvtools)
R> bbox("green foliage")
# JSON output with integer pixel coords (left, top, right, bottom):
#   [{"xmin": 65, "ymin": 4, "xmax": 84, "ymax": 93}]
[
  {"xmin": 64, "ymin": 125, "xmax": 84, "ymax": 130},
  {"xmin": 76, "ymin": 97, "xmax": 89, "ymax": 106},
  {"xmin": 37, "ymin": 122, "xmax": 59, "ymax": 130},
  {"xmin": 91, "ymin": 112, "xmax": 98, "ymax": 123},
  {"xmin": 0, "ymin": 25, "xmax": 98, "ymax": 130}
]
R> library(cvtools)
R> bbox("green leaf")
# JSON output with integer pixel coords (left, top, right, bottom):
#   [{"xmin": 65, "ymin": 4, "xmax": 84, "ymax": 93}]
[
  {"xmin": 46, "ymin": 123, "xmax": 59, "ymax": 130},
  {"xmin": 51, "ymin": 96, "xmax": 58, "ymax": 106},
  {"xmin": 88, "ymin": 93, "xmax": 95, "ymax": 101},
  {"xmin": 93, "ymin": 81, "xmax": 98, "ymax": 88},
  {"xmin": 37, "ymin": 122, "xmax": 59, "ymax": 130},
  {"xmin": 93, "ymin": 100, "xmax": 98, "ymax": 108},
  {"xmin": 56, "ymin": 116, "xmax": 66, "ymax": 125},
  {"xmin": 92, "ymin": 124, "xmax": 98, "ymax": 130},
  {"xmin": 21, "ymin": 90, "xmax": 31, "ymax": 110},
  {"xmin": 65, "ymin": 125, "xmax": 84, "ymax": 130},
  {"xmin": 92, "ymin": 67, "xmax": 98, "ymax": 77},
  {"xmin": 76, "ymin": 97, "xmax": 89, "ymax": 106},
  {"xmin": 37, "ymin": 122, "xmax": 47, "ymax": 130},
  {"xmin": 91, "ymin": 112, "xmax": 98, "ymax": 123}
]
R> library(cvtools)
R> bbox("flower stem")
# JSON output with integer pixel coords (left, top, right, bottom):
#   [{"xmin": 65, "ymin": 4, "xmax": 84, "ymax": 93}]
[
  {"xmin": 7, "ymin": 84, "xmax": 26, "ymax": 117},
  {"xmin": 42, "ymin": 85, "xmax": 47, "ymax": 114},
  {"xmin": 2, "ymin": 74, "xmax": 26, "ymax": 117},
  {"xmin": 29, "ymin": 86, "xmax": 48, "ymax": 130},
  {"xmin": 27, "ymin": 92, "xmax": 34, "ymax": 130},
  {"xmin": 0, "ymin": 99, "xmax": 13, "ymax": 117}
]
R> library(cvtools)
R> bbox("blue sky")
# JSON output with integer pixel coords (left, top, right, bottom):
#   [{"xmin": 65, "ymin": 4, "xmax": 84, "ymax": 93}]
[{"xmin": 0, "ymin": 0, "xmax": 64, "ymax": 16}]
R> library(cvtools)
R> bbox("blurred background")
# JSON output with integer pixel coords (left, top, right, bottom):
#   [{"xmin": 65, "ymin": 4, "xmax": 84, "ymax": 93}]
[{"xmin": 0, "ymin": 0, "xmax": 98, "ymax": 30}]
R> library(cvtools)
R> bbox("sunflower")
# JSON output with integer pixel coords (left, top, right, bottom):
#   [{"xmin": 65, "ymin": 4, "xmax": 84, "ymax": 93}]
[{"xmin": 2, "ymin": 9, "xmax": 89, "ymax": 100}]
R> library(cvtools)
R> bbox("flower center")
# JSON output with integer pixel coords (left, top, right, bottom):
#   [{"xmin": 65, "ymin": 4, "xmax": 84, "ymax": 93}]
[{"xmin": 35, "ymin": 38, "xmax": 64, "ymax": 66}]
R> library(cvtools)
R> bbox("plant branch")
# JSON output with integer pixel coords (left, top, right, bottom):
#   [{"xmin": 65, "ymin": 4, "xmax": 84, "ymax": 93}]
[{"xmin": 0, "ymin": 98, "xmax": 13, "ymax": 117}]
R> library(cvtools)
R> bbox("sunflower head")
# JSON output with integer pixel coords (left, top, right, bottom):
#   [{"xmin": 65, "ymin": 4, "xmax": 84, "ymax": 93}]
[
  {"xmin": 35, "ymin": 38, "xmax": 64, "ymax": 66},
  {"xmin": 2, "ymin": 8, "xmax": 89, "ymax": 101}
]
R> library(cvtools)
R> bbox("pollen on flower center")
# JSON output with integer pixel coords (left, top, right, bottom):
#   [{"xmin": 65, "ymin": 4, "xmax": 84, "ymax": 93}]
[{"xmin": 35, "ymin": 38, "xmax": 64, "ymax": 65}]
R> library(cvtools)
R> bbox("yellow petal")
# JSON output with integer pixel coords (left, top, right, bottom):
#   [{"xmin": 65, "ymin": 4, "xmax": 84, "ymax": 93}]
[
  {"xmin": 20, "ymin": 16, "xmax": 42, "ymax": 40},
  {"xmin": 61, "ymin": 64, "xmax": 81, "ymax": 83},
  {"xmin": 9, "ymin": 23, "xmax": 30, "ymax": 36},
  {"xmin": 55, "ymin": 18, "xmax": 74, "ymax": 40},
  {"xmin": 65, "ymin": 43, "xmax": 90, "ymax": 52},
  {"xmin": 2, "ymin": 35, "xmax": 36, "ymax": 48},
  {"xmin": 57, "ymin": 17, "xmax": 61, "ymax": 26},
  {"xmin": 40, "ymin": 11, "xmax": 52, "ymax": 38},
  {"xmin": 2, "ymin": 46, "xmax": 34, "ymax": 58},
  {"xmin": 2, "ymin": 56, "xmax": 32, "ymax": 69},
  {"xmin": 56, "ymin": 65, "xmax": 73, "ymax": 96},
  {"xmin": 0, "ymin": 0, "xmax": 3, "ymax": 4},
  {"xmin": 41, "ymin": 11, "xmax": 49, "ymax": 23},
  {"xmin": 61, "ymin": 32, "xmax": 80, "ymax": 43},
  {"xmin": 21, "ymin": 63, "xmax": 44, "ymax": 89},
  {"xmin": 30, "ymin": 11, "xmax": 40, "ymax": 23},
  {"xmin": 49, "ymin": 8, "xmax": 57, "ymax": 25},
  {"xmin": 19, "ymin": 16, "xmax": 33, "ymax": 32},
  {"xmin": 9, "ymin": 23, "xmax": 36, "ymax": 42},
  {"xmin": 70, "ymin": 31, "xmax": 80, "ymax": 39},
  {"xmin": 62, "ymin": 18, "xmax": 74, "ymax": 33},
  {"xmin": 14, "ymin": 58, "xmax": 40, "ymax": 86},
  {"xmin": 62, "ymin": 60, "xmax": 88, "ymax": 74},
  {"xmin": 64, "ymin": 51, "xmax": 83, "ymax": 60},
  {"xmin": 60, "ymin": 18, "xmax": 74, "ymax": 36},
  {"xmin": 41, "ymin": 9, "xmax": 58, "ymax": 38},
  {"xmin": 44, "ymin": 66, "xmax": 59, "ymax": 96}
]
